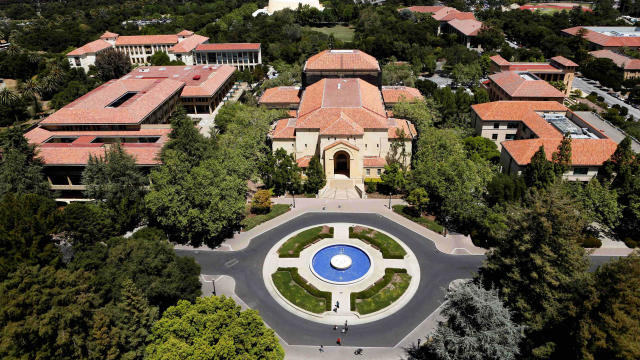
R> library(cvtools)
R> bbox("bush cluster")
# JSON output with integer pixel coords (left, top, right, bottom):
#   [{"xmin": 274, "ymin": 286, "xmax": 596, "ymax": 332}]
[
  {"xmin": 350, "ymin": 268, "xmax": 408, "ymax": 310},
  {"xmin": 349, "ymin": 227, "xmax": 406, "ymax": 259},
  {"xmin": 277, "ymin": 267, "xmax": 332, "ymax": 311}
]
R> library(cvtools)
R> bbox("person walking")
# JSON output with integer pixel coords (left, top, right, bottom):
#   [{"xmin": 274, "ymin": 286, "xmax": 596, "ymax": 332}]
[
  {"xmin": 337, "ymin": 337, "xmax": 342, "ymax": 346},
  {"xmin": 319, "ymin": 345, "xmax": 324, "ymax": 352},
  {"xmin": 336, "ymin": 300, "xmax": 340, "ymax": 308}
]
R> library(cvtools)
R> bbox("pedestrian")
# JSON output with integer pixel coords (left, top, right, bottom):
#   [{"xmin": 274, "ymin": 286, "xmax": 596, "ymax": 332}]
[
  {"xmin": 333, "ymin": 325, "xmax": 338, "ymax": 330},
  {"xmin": 344, "ymin": 320, "xmax": 348, "ymax": 328},
  {"xmin": 336, "ymin": 300, "xmax": 340, "ymax": 308},
  {"xmin": 337, "ymin": 337, "xmax": 342, "ymax": 346},
  {"xmin": 417, "ymin": 338, "xmax": 421, "ymax": 347},
  {"xmin": 333, "ymin": 307, "xmax": 337, "ymax": 312},
  {"xmin": 341, "ymin": 328, "xmax": 346, "ymax": 333},
  {"xmin": 319, "ymin": 345, "xmax": 324, "ymax": 352}
]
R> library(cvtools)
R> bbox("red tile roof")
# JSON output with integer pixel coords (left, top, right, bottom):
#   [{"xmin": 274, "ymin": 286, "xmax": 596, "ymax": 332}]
[
  {"xmin": 550, "ymin": 56, "xmax": 578, "ymax": 67},
  {"xmin": 320, "ymin": 113, "xmax": 364, "ymax": 135},
  {"xmin": 472, "ymin": 101, "xmax": 616, "ymax": 166},
  {"xmin": 100, "ymin": 31, "xmax": 119, "ymax": 39},
  {"xmin": 502, "ymin": 138, "xmax": 617, "ymax": 166},
  {"xmin": 324, "ymin": 140, "xmax": 359, "ymax": 151},
  {"xmin": 125, "ymin": 65, "xmax": 235, "ymax": 98},
  {"xmin": 195, "ymin": 43, "xmax": 261, "ymax": 51},
  {"xmin": 177, "ymin": 30, "xmax": 194, "ymax": 36},
  {"xmin": 388, "ymin": 118, "xmax": 417, "ymax": 139},
  {"xmin": 304, "ymin": 50, "xmax": 380, "ymax": 72},
  {"xmin": 296, "ymin": 155, "xmax": 312, "ymax": 167},
  {"xmin": 25, "ymin": 127, "xmax": 171, "ymax": 144},
  {"xmin": 67, "ymin": 39, "xmax": 113, "ymax": 56},
  {"xmin": 259, "ymin": 87, "xmax": 301, "ymax": 105},
  {"xmin": 489, "ymin": 71, "xmax": 565, "ymax": 99},
  {"xmin": 115, "ymin": 35, "xmax": 178, "ymax": 46},
  {"xmin": 169, "ymin": 34, "xmax": 209, "ymax": 53},
  {"xmin": 272, "ymin": 118, "xmax": 297, "ymax": 139},
  {"xmin": 563, "ymin": 26, "xmax": 640, "ymax": 48},
  {"xmin": 440, "ymin": 11, "xmax": 476, "ymax": 21},
  {"xmin": 363, "ymin": 157, "xmax": 387, "ymax": 167},
  {"xmin": 40, "ymin": 78, "xmax": 184, "ymax": 125},
  {"xmin": 589, "ymin": 49, "xmax": 640, "ymax": 70},
  {"xmin": 490, "ymin": 54, "xmax": 510, "ymax": 66},
  {"xmin": 520, "ymin": 3, "xmax": 592, "ymax": 12},
  {"xmin": 447, "ymin": 18, "xmax": 483, "ymax": 36},
  {"xmin": 381, "ymin": 86, "xmax": 423, "ymax": 104}
]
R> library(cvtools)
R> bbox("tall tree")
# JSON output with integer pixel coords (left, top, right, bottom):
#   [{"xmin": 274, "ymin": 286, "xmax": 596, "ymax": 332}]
[
  {"xmin": 82, "ymin": 143, "xmax": 147, "ymax": 232},
  {"xmin": 524, "ymin": 146, "xmax": 556, "ymax": 189},
  {"xmin": 406, "ymin": 281, "xmax": 523, "ymax": 360},
  {"xmin": 552, "ymin": 133, "xmax": 572, "ymax": 176},
  {"xmin": 304, "ymin": 155, "xmax": 325, "ymax": 194},
  {"xmin": 478, "ymin": 185, "xmax": 591, "ymax": 358},
  {"xmin": 161, "ymin": 106, "xmax": 211, "ymax": 166},
  {"xmin": 0, "ymin": 126, "xmax": 49, "ymax": 197},
  {"xmin": 578, "ymin": 255, "xmax": 640, "ymax": 360},
  {"xmin": 94, "ymin": 48, "xmax": 132, "ymax": 81},
  {"xmin": 0, "ymin": 193, "xmax": 58, "ymax": 279},
  {"xmin": 145, "ymin": 296, "xmax": 284, "ymax": 360}
]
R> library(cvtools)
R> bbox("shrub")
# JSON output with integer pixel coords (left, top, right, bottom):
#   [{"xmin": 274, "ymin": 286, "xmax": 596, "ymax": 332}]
[
  {"xmin": 349, "ymin": 226, "xmax": 406, "ymax": 259},
  {"xmin": 364, "ymin": 178, "xmax": 382, "ymax": 193},
  {"xmin": 251, "ymin": 189, "xmax": 272, "ymax": 214},
  {"xmin": 624, "ymin": 237, "xmax": 638, "ymax": 248},
  {"xmin": 277, "ymin": 267, "xmax": 332, "ymax": 311},
  {"xmin": 350, "ymin": 268, "xmax": 408, "ymax": 312},
  {"xmin": 278, "ymin": 226, "xmax": 334, "ymax": 257},
  {"xmin": 581, "ymin": 236, "xmax": 602, "ymax": 248}
]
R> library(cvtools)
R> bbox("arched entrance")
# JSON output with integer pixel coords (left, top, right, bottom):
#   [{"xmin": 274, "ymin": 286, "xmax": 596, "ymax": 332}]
[{"xmin": 334, "ymin": 151, "xmax": 350, "ymax": 178}]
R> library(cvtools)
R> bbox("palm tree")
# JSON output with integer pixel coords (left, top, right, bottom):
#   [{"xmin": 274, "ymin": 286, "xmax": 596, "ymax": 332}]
[
  {"xmin": 0, "ymin": 88, "xmax": 19, "ymax": 107},
  {"xmin": 19, "ymin": 79, "xmax": 42, "ymax": 115},
  {"xmin": 6, "ymin": 44, "xmax": 21, "ymax": 56}
]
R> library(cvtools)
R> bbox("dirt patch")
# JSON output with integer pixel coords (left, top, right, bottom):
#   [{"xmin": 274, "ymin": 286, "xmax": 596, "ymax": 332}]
[
  {"xmin": 352, "ymin": 225, "xmax": 378, "ymax": 236},
  {"xmin": 319, "ymin": 225, "xmax": 331, "ymax": 235}
]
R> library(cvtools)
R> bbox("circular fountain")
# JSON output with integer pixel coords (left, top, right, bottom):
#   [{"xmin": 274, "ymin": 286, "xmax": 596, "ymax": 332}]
[{"xmin": 310, "ymin": 244, "xmax": 372, "ymax": 284}]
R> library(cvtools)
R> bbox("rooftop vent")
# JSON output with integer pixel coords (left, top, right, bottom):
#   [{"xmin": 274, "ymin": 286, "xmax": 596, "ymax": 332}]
[
  {"xmin": 138, "ymin": 68, "xmax": 149, "ymax": 72},
  {"xmin": 193, "ymin": 75, "xmax": 201, "ymax": 80}
]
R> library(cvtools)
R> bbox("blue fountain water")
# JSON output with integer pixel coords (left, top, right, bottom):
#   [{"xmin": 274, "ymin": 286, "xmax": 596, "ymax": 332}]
[{"xmin": 311, "ymin": 244, "xmax": 371, "ymax": 283}]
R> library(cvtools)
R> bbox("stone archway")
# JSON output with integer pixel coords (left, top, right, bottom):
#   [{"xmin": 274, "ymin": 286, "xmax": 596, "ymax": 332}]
[{"xmin": 334, "ymin": 151, "xmax": 350, "ymax": 178}]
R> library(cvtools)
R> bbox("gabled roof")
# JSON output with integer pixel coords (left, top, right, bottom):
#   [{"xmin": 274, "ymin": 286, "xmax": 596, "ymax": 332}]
[
  {"xmin": 195, "ymin": 43, "xmax": 261, "ymax": 51},
  {"xmin": 502, "ymin": 138, "xmax": 618, "ymax": 166},
  {"xmin": 563, "ymin": 26, "xmax": 640, "ymax": 48},
  {"xmin": 169, "ymin": 34, "xmax": 209, "ymax": 53},
  {"xmin": 447, "ymin": 18, "xmax": 483, "ymax": 36},
  {"xmin": 472, "ymin": 101, "xmax": 566, "ymax": 138},
  {"xmin": 490, "ymin": 54, "xmax": 511, "ymax": 66},
  {"xmin": 271, "ymin": 118, "xmax": 297, "ymax": 139},
  {"xmin": 259, "ymin": 87, "xmax": 301, "ymax": 105},
  {"xmin": 363, "ymin": 157, "xmax": 386, "ymax": 167},
  {"xmin": 176, "ymin": 30, "xmax": 194, "ymax": 36},
  {"xmin": 550, "ymin": 56, "xmax": 578, "ymax": 67},
  {"xmin": 115, "ymin": 34, "xmax": 179, "ymax": 46},
  {"xmin": 488, "ymin": 71, "xmax": 565, "ymax": 99},
  {"xmin": 589, "ymin": 49, "xmax": 640, "ymax": 70},
  {"xmin": 67, "ymin": 39, "xmax": 112, "ymax": 56},
  {"xmin": 40, "ymin": 78, "xmax": 184, "ymax": 125},
  {"xmin": 320, "ymin": 113, "xmax": 364, "ymax": 135},
  {"xmin": 381, "ymin": 86, "xmax": 423, "ymax": 104},
  {"xmin": 387, "ymin": 118, "xmax": 417, "ymax": 139},
  {"xmin": 125, "ymin": 65, "xmax": 236, "ymax": 98},
  {"xmin": 324, "ymin": 139, "xmax": 360, "ymax": 151},
  {"xmin": 100, "ymin": 31, "xmax": 119, "ymax": 39},
  {"xmin": 304, "ymin": 50, "xmax": 380, "ymax": 72},
  {"xmin": 296, "ymin": 155, "xmax": 312, "ymax": 167}
]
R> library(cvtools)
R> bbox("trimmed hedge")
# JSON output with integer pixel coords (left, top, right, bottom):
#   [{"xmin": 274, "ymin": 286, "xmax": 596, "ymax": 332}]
[
  {"xmin": 392, "ymin": 204, "xmax": 444, "ymax": 234},
  {"xmin": 350, "ymin": 268, "xmax": 410, "ymax": 314},
  {"xmin": 278, "ymin": 226, "xmax": 334, "ymax": 258},
  {"xmin": 276, "ymin": 267, "xmax": 332, "ymax": 312},
  {"xmin": 241, "ymin": 204, "xmax": 290, "ymax": 230},
  {"xmin": 349, "ymin": 226, "xmax": 406, "ymax": 259}
]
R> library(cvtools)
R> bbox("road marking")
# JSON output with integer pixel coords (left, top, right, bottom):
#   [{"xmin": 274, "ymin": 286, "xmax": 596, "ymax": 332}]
[{"xmin": 225, "ymin": 258, "xmax": 239, "ymax": 267}]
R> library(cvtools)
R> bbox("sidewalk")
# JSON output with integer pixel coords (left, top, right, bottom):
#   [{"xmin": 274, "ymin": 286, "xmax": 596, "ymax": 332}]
[{"xmin": 174, "ymin": 197, "xmax": 486, "ymax": 255}]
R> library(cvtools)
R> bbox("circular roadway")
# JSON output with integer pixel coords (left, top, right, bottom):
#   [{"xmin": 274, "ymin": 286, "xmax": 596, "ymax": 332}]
[{"xmin": 174, "ymin": 212, "xmax": 616, "ymax": 347}]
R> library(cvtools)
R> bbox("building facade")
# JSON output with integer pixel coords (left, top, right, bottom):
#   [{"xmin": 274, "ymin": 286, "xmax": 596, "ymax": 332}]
[
  {"xmin": 260, "ymin": 50, "xmax": 420, "ymax": 192},
  {"xmin": 489, "ymin": 55, "xmax": 577, "ymax": 95},
  {"xmin": 194, "ymin": 43, "xmax": 262, "ymax": 70},
  {"xmin": 471, "ymin": 101, "xmax": 618, "ymax": 181},
  {"xmin": 487, "ymin": 71, "xmax": 566, "ymax": 102},
  {"xmin": 67, "ymin": 30, "xmax": 261, "ymax": 71},
  {"xmin": 563, "ymin": 26, "xmax": 640, "ymax": 50},
  {"xmin": 400, "ymin": 6, "xmax": 483, "ymax": 49},
  {"xmin": 589, "ymin": 49, "xmax": 640, "ymax": 79}
]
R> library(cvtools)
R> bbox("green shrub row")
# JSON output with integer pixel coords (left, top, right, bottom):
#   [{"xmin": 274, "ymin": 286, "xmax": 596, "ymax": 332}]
[
  {"xmin": 278, "ymin": 226, "xmax": 334, "ymax": 258},
  {"xmin": 277, "ymin": 267, "xmax": 332, "ymax": 312},
  {"xmin": 350, "ymin": 268, "xmax": 408, "ymax": 311},
  {"xmin": 349, "ymin": 227, "xmax": 406, "ymax": 259},
  {"xmin": 364, "ymin": 178, "xmax": 382, "ymax": 193}
]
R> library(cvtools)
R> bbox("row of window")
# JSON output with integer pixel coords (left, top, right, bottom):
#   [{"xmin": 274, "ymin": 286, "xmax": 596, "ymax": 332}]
[
  {"xmin": 491, "ymin": 133, "xmax": 516, "ymax": 140},
  {"xmin": 365, "ymin": 168, "xmax": 382, "ymax": 176},
  {"xmin": 492, "ymin": 122, "xmax": 519, "ymax": 129}
]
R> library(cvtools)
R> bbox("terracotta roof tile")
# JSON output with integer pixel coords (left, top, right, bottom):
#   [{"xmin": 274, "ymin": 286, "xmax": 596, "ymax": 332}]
[
  {"xmin": 502, "ymin": 138, "xmax": 618, "ymax": 166},
  {"xmin": 100, "ymin": 31, "xmax": 119, "ymax": 39},
  {"xmin": 363, "ymin": 157, "xmax": 387, "ymax": 167},
  {"xmin": 271, "ymin": 118, "xmax": 296, "ymax": 139},
  {"xmin": 36, "ymin": 145, "xmax": 163, "ymax": 166},
  {"xmin": 195, "ymin": 43, "xmax": 261, "ymax": 51},
  {"xmin": 320, "ymin": 113, "xmax": 364, "ymax": 135},
  {"xmin": 381, "ymin": 86, "xmax": 423, "ymax": 104},
  {"xmin": 176, "ymin": 30, "xmax": 194, "ymax": 36},
  {"xmin": 563, "ymin": 26, "xmax": 640, "ymax": 48},
  {"xmin": 67, "ymin": 39, "xmax": 112, "ymax": 56},
  {"xmin": 589, "ymin": 49, "xmax": 640, "ymax": 70},
  {"xmin": 447, "ymin": 18, "xmax": 483, "ymax": 36},
  {"xmin": 169, "ymin": 34, "xmax": 209, "ymax": 53},
  {"xmin": 115, "ymin": 35, "xmax": 178, "ymax": 46},
  {"xmin": 490, "ymin": 54, "xmax": 510, "ymax": 66},
  {"xmin": 550, "ymin": 56, "xmax": 578, "ymax": 67},
  {"xmin": 125, "ymin": 65, "xmax": 235, "ymax": 98},
  {"xmin": 489, "ymin": 71, "xmax": 565, "ymax": 99},
  {"xmin": 304, "ymin": 50, "xmax": 380, "ymax": 71},
  {"xmin": 259, "ymin": 87, "xmax": 301, "ymax": 105},
  {"xmin": 296, "ymin": 155, "xmax": 312, "ymax": 167}
]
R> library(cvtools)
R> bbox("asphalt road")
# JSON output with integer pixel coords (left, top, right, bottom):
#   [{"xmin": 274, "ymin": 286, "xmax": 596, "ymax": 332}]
[
  {"xmin": 175, "ymin": 212, "xmax": 620, "ymax": 346},
  {"xmin": 573, "ymin": 77, "xmax": 640, "ymax": 119}
]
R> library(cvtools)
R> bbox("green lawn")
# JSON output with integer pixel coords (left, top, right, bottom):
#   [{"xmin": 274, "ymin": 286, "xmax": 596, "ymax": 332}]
[
  {"xmin": 240, "ymin": 204, "xmax": 290, "ymax": 231},
  {"xmin": 307, "ymin": 25, "xmax": 355, "ymax": 42},
  {"xmin": 351, "ymin": 269, "xmax": 411, "ymax": 315},
  {"xmin": 278, "ymin": 226, "xmax": 333, "ymax": 257},
  {"xmin": 272, "ymin": 269, "xmax": 331, "ymax": 313},
  {"xmin": 392, "ymin": 205, "xmax": 444, "ymax": 234},
  {"xmin": 349, "ymin": 226, "xmax": 406, "ymax": 259}
]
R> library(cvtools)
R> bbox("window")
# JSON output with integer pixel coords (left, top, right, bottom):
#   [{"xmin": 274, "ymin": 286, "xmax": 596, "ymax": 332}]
[
  {"xmin": 365, "ymin": 144, "xmax": 368, "ymax": 149},
  {"xmin": 505, "ymin": 134, "xmax": 516, "ymax": 140},
  {"xmin": 376, "ymin": 144, "xmax": 379, "ymax": 148},
  {"xmin": 305, "ymin": 144, "xmax": 307, "ymax": 148},
  {"xmin": 366, "ymin": 169, "xmax": 370, "ymax": 175},
  {"xmin": 507, "ymin": 122, "xmax": 518, "ymax": 129},
  {"xmin": 377, "ymin": 169, "xmax": 381, "ymax": 175},
  {"xmin": 491, "ymin": 134, "xmax": 498, "ymax": 140},
  {"xmin": 573, "ymin": 167, "xmax": 589, "ymax": 175},
  {"xmin": 493, "ymin": 123, "xmax": 500, "ymax": 129}
]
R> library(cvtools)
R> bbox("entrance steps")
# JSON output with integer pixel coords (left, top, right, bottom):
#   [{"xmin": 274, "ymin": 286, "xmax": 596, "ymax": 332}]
[{"xmin": 319, "ymin": 178, "xmax": 364, "ymax": 199}]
